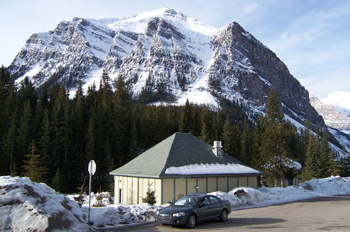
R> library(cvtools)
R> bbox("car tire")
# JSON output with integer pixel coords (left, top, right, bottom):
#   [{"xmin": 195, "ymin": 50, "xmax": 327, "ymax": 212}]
[
  {"xmin": 219, "ymin": 209, "xmax": 228, "ymax": 222},
  {"xmin": 186, "ymin": 214, "xmax": 196, "ymax": 228}
]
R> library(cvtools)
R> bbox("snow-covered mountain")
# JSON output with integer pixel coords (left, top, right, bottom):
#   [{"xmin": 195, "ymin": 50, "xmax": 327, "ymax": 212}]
[
  {"xmin": 310, "ymin": 94, "xmax": 350, "ymax": 134},
  {"xmin": 8, "ymin": 8, "xmax": 322, "ymax": 127},
  {"xmin": 309, "ymin": 94, "xmax": 350, "ymax": 154},
  {"xmin": 321, "ymin": 91, "xmax": 350, "ymax": 118}
]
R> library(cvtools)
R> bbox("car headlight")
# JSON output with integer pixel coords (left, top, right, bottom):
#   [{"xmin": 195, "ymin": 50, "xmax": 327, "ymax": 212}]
[{"xmin": 172, "ymin": 212, "xmax": 186, "ymax": 217}]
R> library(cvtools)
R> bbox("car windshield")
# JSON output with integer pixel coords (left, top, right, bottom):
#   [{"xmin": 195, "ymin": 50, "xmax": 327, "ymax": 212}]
[{"xmin": 174, "ymin": 196, "xmax": 201, "ymax": 207}]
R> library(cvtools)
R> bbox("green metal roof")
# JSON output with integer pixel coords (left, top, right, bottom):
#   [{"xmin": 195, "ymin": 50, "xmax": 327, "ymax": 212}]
[{"xmin": 110, "ymin": 132, "xmax": 261, "ymax": 178}]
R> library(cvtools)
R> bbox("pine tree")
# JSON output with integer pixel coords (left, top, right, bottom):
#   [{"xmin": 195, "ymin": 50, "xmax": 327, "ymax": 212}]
[
  {"xmin": 51, "ymin": 168, "xmax": 69, "ymax": 193},
  {"xmin": 108, "ymin": 158, "xmax": 116, "ymax": 197},
  {"xmin": 113, "ymin": 75, "xmax": 132, "ymax": 166},
  {"xmin": 191, "ymin": 104, "xmax": 202, "ymax": 137},
  {"xmin": 199, "ymin": 105, "xmax": 213, "ymax": 144},
  {"xmin": 0, "ymin": 67, "xmax": 16, "ymax": 161},
  {"xmin": 179, "ymin": 99, "xmax": 192, "ymax": 133},
  {"xmin": 23, "ymin": 141, "xmax": 47, "ymax": 183},
  {"xmin": 329, "ymin": 153, "xmax": 341, "ymax": 176},
  {"xmin": 2, "ymin": 111, "xmax": 18, "ymax": 175},
  {"xmin": 140, "ymin": 106, "xmax": 156, "ymax": 149},
  {"xmin": 252, "ymin": 115, "xmax": 268, "ymax": 171},
  {"xmin": 262, "ymin": 123, "xmax": 291, "ymax": 187},
  {"xmin": 241, "ymin": 118, "xmax": 253, "ymax": 166},
  {"xmin": 86, "ymin": 113, "xmax": 98, "ymax": 162},
  {"xmin": 300, "ymin": 135, "xmax": 318, "ymax": 181},
  {"xmin": 213, "ymin": 111, "xmax": 223, "ymax": 141},
  {"xmin": 222, "ymin": 118, "xmax": 234, "ymax": 157},
  {"xmin": 266, "ymin": 89, "xmax": 283, "ymax": 123},
  {"xmin": 253, "ymin": 91, "xmax": 292, "ymax": 186},
  {"xmin": 142, "ymin": 182, "xmax": 157, "ymax": 205},
  {"xmin": 155, "ymin": 102, "xmax": 167, "ymax": 142},
  {"xmin": 317, "ymin": 131, "xmax": 332, "ymax": 178},
  {"xmin": 340, "ymin": 149, "xmax": 350, "ymax": 177},
  {"xmin": 70, "ymin": 81, "xmax": 88, "ymax": 189},
  {"xmin": 17, "ymin": 77, "xmax": 37, "ymax": 114},
  {"xmin": 51, "ymin": 86, "xmax": 71, "ymax": 185},
  {"xmin": 33, "ymin": 83, "xmax": 48, "ymax": 143},
  {"xmin": 221, "ymin": 118, "xmax": 240, "ymax": 159},
  {"xmin": 39, "ymin": 109, "xmax": 52, "ymax": 180},
  {"xmin": 16, "ymin": 100, "xmax": 33, "ymax": 175}
]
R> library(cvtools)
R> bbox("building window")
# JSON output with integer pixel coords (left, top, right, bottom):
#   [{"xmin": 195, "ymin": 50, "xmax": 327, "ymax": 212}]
[{"xmin": 119, "ymin": 188, "xmax": 123, "ymax": 204}]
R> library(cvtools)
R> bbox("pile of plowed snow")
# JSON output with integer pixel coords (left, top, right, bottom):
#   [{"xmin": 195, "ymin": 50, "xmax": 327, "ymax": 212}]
[{"xmin": 0, "ymin": 176, "xmax": 159, "ymax": 231}]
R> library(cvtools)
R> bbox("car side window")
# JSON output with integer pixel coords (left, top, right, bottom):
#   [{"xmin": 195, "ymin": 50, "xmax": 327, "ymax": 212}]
[
  {"xmin": 209, "ymin": 196, "xmax": 219, "ymax": 205},
  {"xmin": 200, "ymin": 197, "xmax": 210, "ymax": 207}
]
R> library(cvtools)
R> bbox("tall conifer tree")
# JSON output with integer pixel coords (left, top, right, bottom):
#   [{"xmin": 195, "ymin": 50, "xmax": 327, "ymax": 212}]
[
  {"xmin": 23, "ymin": 141, "xmax": 47, "ymax": 183},
  {"xmin": 113, "ymin": 75, "xmax": 131, "ymax": 166},
  {"xmin": 179, "ymin": 99, "xmax": 192, "ymax": 133}
]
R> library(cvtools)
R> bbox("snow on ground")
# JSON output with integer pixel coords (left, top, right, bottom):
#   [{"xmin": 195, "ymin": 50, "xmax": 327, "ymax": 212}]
[{"xmin": 1, "ymin": 176, "xmax": 350, "ymax": 231}]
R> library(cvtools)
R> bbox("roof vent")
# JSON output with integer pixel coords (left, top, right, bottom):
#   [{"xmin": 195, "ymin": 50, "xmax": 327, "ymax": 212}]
[{"xmin": 212, "ymin": 141, "xmax": 223, "ymax": 157}]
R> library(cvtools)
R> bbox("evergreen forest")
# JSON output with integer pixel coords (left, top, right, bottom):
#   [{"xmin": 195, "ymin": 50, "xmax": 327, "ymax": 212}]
[{"xmin": 0, "ymin": 66, "xmax": 349, "ymax": 194}]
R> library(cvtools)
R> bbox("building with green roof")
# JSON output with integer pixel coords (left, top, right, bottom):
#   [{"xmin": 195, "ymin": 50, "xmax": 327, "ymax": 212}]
[{"xmin": 110, "ymin": 132, "xmax": 262, "ymax": 205}]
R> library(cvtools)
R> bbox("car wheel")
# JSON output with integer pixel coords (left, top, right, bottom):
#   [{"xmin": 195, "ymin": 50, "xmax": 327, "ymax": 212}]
[
  {"xmin": 219, "ymin": 209, "xmax": 228, "ymax": 222},
  {"xmin": 186, "ymin": 214, "xmax": 196, "ymax": 228}
]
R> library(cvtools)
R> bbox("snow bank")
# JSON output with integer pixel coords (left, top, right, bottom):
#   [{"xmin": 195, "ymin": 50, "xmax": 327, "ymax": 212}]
[
  {"xmin": 300, "ymin": 176, "xmax": 350, "ymax": 196},
  {"xmin": 0, "ymin": 176, "xmax": 350, "ymax": 231},
  {"xmin": 0, "ymin": 176, "xmax": 90, "ymax": 232},
  {"xmin": 0, "ymin": 176, "xmax": 160, "ymax": 231},
  {"xmin": 210, "ymin": 176, "xmax": 350, "ymax": 209}
]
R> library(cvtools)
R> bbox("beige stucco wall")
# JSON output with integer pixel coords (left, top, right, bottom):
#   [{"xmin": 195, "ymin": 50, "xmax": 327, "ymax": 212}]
[
  {"xmin": 114, "ymin": 176, "xmax": 162, "ymax": 205},
  {"xmin": 239, "ymin": 176, "xmax": 247, "ymax": 187},
  {"xmin": 197, "ymin": 177, "xmax": 207, "ymax": 193},
  {"xmin": 174, "ymin": 178, "xmax": 186, "ymax": 200},
  {"xmin": 207, "ymin": 178, "xmax": 216, "ymax": 193},
  {"xmin": 218, "ymin": 177, "xmax": 227, "ymax": 192},
  {"xmin": 228, "ymin": 177, "xmax": 238, "ymax": 191},
  {"xmin": 114, "ymin": 175, "xmax": 259, "ymax": 205},
  {"xmin": 248, "ymin": 176, "xmax": 257, "ymax": 188},
  {"xmin": 162, "ymin": 179, "xmax": 174, "ymax": 204}
]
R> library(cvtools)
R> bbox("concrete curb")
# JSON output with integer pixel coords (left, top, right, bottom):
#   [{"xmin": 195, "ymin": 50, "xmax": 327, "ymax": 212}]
[{"xmin": 92, "ymin": 221, "xmax": 160, "ymax": 231}]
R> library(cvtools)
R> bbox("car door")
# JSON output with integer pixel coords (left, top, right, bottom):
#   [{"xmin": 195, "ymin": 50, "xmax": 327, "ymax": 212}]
[
  {"xmin": 208, "ymin": 196, "xmax": 223, "ymax": 217},
  {"xmin": 196, "ymin": 197, "xmax": 211, "ymax": 221}
]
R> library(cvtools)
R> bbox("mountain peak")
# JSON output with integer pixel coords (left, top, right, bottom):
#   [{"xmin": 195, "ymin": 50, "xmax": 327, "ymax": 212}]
[
  {"xmin": 8, "ymin": 8, "xmax": 321, "ymax": 130},
  {"xmin": 106, "ymin": 8, "xmax": 217, "ymax": 36}
]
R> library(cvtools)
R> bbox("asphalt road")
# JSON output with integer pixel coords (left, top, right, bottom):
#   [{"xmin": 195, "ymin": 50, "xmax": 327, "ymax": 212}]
[{"xmin": 106, "ymin": 195, "xmax": 350, "ymax": 232}]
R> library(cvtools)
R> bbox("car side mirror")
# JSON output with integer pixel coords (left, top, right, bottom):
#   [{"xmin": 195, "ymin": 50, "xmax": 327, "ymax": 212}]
[{"xmin": 168, "ymin": 196, "xmax": 175, "ymax": 205}]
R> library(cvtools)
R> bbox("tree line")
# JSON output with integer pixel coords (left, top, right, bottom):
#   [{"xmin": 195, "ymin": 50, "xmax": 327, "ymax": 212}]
[{"xmin": 0, "ymin": 66, "xmax": 349, "ymax": 194}]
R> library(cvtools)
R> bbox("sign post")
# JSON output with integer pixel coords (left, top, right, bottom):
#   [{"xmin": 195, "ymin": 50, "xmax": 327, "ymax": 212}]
[{"xmin": 88, "ymin": 160, "xmax": 96, "ymax": 224}]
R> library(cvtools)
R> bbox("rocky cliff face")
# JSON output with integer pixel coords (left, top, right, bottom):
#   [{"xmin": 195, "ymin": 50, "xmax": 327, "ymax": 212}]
[
  {"xmin": 310, "ymin": 95, "xmax": 350, "ymax": 132},
  {"xmin": 208, "ymin": 22, "xmax": 321, "ymax": 125},
  {"xmin": 8, "ymin": 8, "xmax": 323, "ymax": 127}
]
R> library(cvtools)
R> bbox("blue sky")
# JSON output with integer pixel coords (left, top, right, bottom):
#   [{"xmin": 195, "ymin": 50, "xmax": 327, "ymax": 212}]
[{"xmin": 1, "ymin": 0, "xmax": 349, "ymax": 99}]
